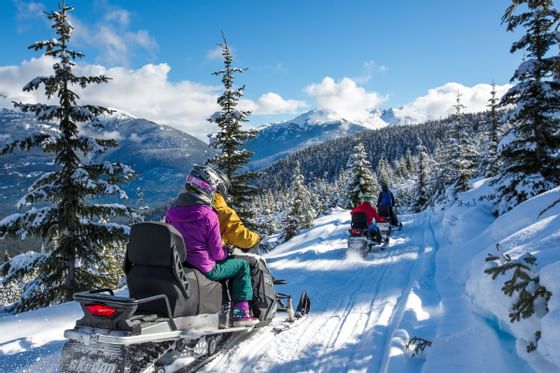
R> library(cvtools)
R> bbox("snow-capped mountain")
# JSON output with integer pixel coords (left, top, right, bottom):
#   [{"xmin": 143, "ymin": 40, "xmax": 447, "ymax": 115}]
[
  {"xmin": 0, "ymin": 109, "xmax": 211, "ymax": 214},
  {"xmin": 247, "ymin": 109, "xmax": 392, "ymax": 169}
]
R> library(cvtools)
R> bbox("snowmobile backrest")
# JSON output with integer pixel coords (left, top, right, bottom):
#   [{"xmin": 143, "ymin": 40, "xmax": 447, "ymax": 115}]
[
  {"xmin": 126, "ymin": 222, "xmax": 224, "ymax": 317},
  {"xmin": 351, "ymin": 212, "xmax": 369, "ymax": 230},
  {"xmin": 127, "ymin": 222, "xmax": 186, "ymax": 267}
]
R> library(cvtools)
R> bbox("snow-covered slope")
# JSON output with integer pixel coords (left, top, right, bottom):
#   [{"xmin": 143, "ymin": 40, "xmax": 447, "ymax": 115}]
[
  {"xmin": 1, "ymin": 187, "xmax": 559, "ymax": 372},
  {"xmin": 246, "ymin": 109, "xmax": 390, "ymax": 169}
]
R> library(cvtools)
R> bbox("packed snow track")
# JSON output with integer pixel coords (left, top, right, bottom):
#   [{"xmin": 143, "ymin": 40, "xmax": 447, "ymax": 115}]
[{"xmin": 200, "ymin": 211, "xmax": 441, "ymax": 373}]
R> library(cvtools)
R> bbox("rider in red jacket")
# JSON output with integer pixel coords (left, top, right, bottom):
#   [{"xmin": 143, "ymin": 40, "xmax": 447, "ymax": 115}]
[{"xmin": 351, "ymin": 195, "xmax": 381, "ymax": 240}]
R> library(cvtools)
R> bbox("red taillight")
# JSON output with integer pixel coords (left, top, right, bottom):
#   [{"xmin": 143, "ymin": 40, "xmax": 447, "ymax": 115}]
[
  {"xmin": 351, "ymin": 229, "xmax": 362, "ymax": 235},
  {"xmin": 377, "ymin": 217, "xmax": 386, "ymax": 223},
  {"xmin": 85, "ymin": 304, "xmax": 117, "ymax": 318}
]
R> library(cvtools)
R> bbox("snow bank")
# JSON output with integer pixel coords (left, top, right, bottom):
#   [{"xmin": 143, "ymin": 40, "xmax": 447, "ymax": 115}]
[{"xmin": 466, "ymin": 187, "xmax": 560, "ymax": 372}]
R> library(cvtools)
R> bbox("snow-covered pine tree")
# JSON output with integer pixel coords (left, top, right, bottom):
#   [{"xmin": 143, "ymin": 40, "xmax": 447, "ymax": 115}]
[
  {"xmin": 415, "ymin": 140, "xmax": 431, "ymax": 211},
  {"xmin": 484, "ymin": 83, "xmax": 502, "ymax": 177},
  {"xmin": 376, "ymin": 157, "xmax": 393, "ymax": 189},
  {"xmin": 484, "ymin": 246, "xmax": 551, "ymax": 352},
  {"xmin": 135, "ymin": 186, "xmax": 149, "ymax": 223},
  {"xmin": 494, "ymin": 0, "xmax": 560, "ymax": 214},
  {"xmin": 206, "ymin": 33, "xmax": 259, "ymax": 225},
  {"xmin": 452, "ymin": 94, "xmax": 478, "ymax": 193},
  {"xmin": 2, "ymin": 250, "xmax": 9, "ymax": 267},
  {"xmin": 324, "ymin": 168, "xmax": 345, "ymax": 209},
  {"xmin": 0, "ymin": 3, "xmax": 136, "ymax": 311},
  {"xmin": 282, "ymin": 161, "xmax": 315, "ymax": 241},
  {"xmin": 345, "ymin": 139, "xmax": 379, "ymax": 208}
]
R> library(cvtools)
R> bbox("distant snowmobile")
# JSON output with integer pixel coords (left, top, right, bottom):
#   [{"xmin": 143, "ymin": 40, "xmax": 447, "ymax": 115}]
[
  {"xmin": 347, "ymin": 211, "xmax": 398, "ymax": 257},
  {"xmin": 59, "ymin": 222, "xmax": 310, "ymax": 373}
]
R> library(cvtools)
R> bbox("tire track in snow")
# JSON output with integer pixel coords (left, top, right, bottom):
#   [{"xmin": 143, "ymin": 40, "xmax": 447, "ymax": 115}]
[
  {"xmin": 202, "ymin": 238, "xmax": 371, "ymax": 372},
  {"xmin": 202, "ymin": 212, "xmax": 431, "ymax": 373},
  {"xmin": 376, "ymin": 212, "xmax": 441, "ymax": 373},
  {"xmin": 374, "ymin": 213, "xmax": 431, "ymax": 373}
]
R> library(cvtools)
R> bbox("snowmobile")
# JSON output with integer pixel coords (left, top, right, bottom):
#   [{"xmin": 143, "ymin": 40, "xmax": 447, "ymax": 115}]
[
  {"xmin": 378, "ymin": 204, "xmax": 403, "ymax": 240},
  {"xmin": 347, "ymin": 212, "xmax": 385, "ymax": 258},
  {"xmin": 59, "ymin": 222, "xmax": 310, "ymax": 373}
]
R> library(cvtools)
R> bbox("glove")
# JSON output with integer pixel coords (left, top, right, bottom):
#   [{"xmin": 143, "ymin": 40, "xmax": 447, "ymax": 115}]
[{"xmin": 225, "ymin": 245, "xmax": 235, "ymax": 256}]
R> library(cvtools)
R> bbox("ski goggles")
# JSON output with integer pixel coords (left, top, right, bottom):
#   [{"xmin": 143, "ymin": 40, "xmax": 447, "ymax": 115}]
[{"xmin": 186, "ymin": 175, "xmax": 216, "ymax": 194}]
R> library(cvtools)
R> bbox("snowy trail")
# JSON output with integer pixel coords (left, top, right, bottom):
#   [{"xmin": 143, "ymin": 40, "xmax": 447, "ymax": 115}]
[
  {"xmin": 3, "ymin": 188, "xmax": 560, "ymax": 372},
  {"xmin": 201, "ymin": 211, "xmax": 441, "ymax": 373}
]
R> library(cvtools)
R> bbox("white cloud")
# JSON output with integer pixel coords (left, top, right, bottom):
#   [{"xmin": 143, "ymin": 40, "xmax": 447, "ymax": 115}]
[
  {"xmin": 12, "ymin": 0, "xmax": 47, "ymax": 32},
  {"xmin": 248, "ymin": 92, "xmax": 307, "ymax": 115},
  {"xmin": 353, "ymin": 60, "xmax": 387, "ymax": 84},
  {"xmin": 0, "ymin": 57, "xmax": 306, "ymax": 140},
  {"xmin": 103, "ymin": 9, "xmax": 130, "ymax": 26},
  {"xmin": 12, "ymin": 0, "xmax": 45, "ymax": 20},
  {"xmin": 207, "ymin": 46, "xmax": 223, "ymax": 60},
  {"xmin": 305, "ymin": 77, "xmax": 386, "ymax": 124},
  {"xmin": 0, "ymin": 57, "xmax": 218, "ymax": 138},
  {"xmin": 72, "ymin": 7, "xmax": 158, "ymax": 66},
  {"xmin": 392, "ymin": 82, "xmax": 511, "ymax": 125}
]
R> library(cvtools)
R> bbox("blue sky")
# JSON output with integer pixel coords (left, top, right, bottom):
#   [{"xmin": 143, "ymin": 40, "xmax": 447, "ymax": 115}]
[{"xmin": 0, "ymin": 0, "xmax": 520, "ymax": 138}]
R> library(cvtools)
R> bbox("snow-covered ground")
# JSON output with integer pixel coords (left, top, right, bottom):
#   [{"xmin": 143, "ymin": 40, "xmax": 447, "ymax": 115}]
[{"xmin": 1, "ymin": 182, "xmax": 559, "ymax": 372}]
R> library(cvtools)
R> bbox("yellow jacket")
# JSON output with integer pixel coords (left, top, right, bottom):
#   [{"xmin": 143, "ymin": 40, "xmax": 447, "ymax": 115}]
[{"xmin": 212, "ymin": 192, "xmax": 260, "ymax": 250}]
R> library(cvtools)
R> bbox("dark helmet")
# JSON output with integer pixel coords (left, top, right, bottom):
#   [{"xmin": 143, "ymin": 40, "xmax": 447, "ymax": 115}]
[
  {"xmin": 381, "ymin": 183, "xmax": 389, "ymax": 191},
  {"xmin": 214, "ymin": 168, "xmax": 231, "ymax": 197},
  {"xmin": 186, "ymin": 165, "xmax": 222, "ymax": 197}
]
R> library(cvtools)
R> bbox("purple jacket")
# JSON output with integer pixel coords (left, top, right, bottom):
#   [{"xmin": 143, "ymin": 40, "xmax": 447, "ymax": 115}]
[{"xmin": 165, "ymin": 204, "xmax": 226, "ymax": 273}]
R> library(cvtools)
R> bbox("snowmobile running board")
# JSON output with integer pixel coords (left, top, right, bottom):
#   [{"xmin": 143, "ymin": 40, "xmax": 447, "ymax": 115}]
[{"xmin": 64, "ymin": 325, "xmax": 253, "ymax": 346}]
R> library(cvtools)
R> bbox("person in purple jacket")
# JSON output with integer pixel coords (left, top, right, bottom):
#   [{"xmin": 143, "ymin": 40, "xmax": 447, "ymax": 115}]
[{"xmin": 165, "ymin": 165, "xmax": 258, "ymax": 327}]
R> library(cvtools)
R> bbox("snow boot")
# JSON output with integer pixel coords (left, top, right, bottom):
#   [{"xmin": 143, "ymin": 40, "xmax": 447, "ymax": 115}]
[{"xmin": 232, "ymin": 301, "xmax": 259, "ymax": 327}]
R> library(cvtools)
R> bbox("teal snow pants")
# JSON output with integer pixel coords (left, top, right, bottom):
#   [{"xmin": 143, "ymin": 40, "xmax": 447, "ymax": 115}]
[{"xmin": 205, "ymin": 258, "xmax": 253, "ymax": 302}]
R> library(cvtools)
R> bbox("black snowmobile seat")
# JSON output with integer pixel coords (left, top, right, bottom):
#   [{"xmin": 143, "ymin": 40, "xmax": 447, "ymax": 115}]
[
  {"xmin": 125, "ymin": 222, "xmax": 223, "ymax": 318},
  {"xmin": 351, "ymin": 212, "xmax": 369, "ymax": 230}
]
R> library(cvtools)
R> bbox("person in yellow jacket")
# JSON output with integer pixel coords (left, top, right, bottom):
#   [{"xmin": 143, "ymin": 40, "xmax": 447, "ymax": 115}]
[
  {"xmin": 211, "ymin": 170, "xmax": 260, "ymax": 250},
  {"xmin": 211, "ymin": 170, "xmax": 267, "ymax": 320},
  {"xmin": 213, "ymin": 191, "xmax": 261, "ymax": 250}
]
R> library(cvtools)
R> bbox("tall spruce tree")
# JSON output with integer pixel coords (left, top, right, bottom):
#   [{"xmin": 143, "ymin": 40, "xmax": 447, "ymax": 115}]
[
  {"xmin": 495, "ymin": 0, "xmax": 560, "ymax": 213},
  {"xmin": 376, "ymin": 156, "xmax": 394, "ymax": 190},
  {"xmin": 415, "ymin": 140, "xmax": 430, "ymax": 211},
  {"xmin": 452, "ymin": 94, "xmax": 478, "ymax": 192},
  {"xmin": 345, "ymin": 139, "xmax": 379, "ymax": 208},
  {"xmin": 282, "ymin": 161, "xmax": 314, "ymax": 241},
  {"xmin": 485, "ymin": 83, "xmax": 502, "ymax": 177},
  {"xmin": 207, "ymin": 33, "xmax": 259, "ymax": 224},
  {"xmin": 0, "ymin": 2, "xmax": 135, "ymax": 311}
]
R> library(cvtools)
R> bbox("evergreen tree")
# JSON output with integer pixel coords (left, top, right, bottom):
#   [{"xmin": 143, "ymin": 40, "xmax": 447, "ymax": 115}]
[
  {"xmin": 344, "ymin": 139, "xmax": 378, "ymax": 208},
  {"xmin": 495, "ymin": 0, "xmax": 560, "ymax": 213},
  {"xmin": 332, "ymin": 168, "xmax": 350, "ymax": 209},
  {"xmin": 135, "ymin": 186, "xmax": 150, "ymax": 223},
  {"xmin": 485, "ymin": 247, "xmax": 551, "ymax": 352},
  {"xmin": 405, "ymin": 148, "xmax": 416, "ymax": 175},
  {"xmin": 415, "ymin": 140, "xmax": 430, "ymax": 211},
  {"xmin": 452, "ymin": 94, "xmax": 478, "ymax": 192},
  {"xmin": 206, "ymin": 33, "xmax": 259, "ymax": 224},
  {"xmin": 428, "ymin": 141, "xmax": 451, "ymax": 205},
  {"xmin": 282, "ymin": 162, "xmax": 314, "ymax": 241},
  {"xmin": 485, "ymin": 83, "xmax": 502, "ymax": 177},
  {"xmin": 0, "ymin": 3, "xmax": 135, "ymax": 311},
  {"xmin": 376, "ymin": 157, "xmax": 393, "ymax": 189},
  {"xmin": 2, "ymin": 250, "xmax": 10, "ymax": 267}
]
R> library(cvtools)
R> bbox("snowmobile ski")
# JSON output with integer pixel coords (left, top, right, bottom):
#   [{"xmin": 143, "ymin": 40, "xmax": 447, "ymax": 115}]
[{"xmin": 273, "ymin": 290, "xmax": 311, "ymax": 333}]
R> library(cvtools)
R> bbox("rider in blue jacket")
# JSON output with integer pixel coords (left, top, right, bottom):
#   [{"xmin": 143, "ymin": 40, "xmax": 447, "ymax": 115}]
[{"xmin": 377, "ymin": 183, "xmax": 399, "ymax": 226}]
